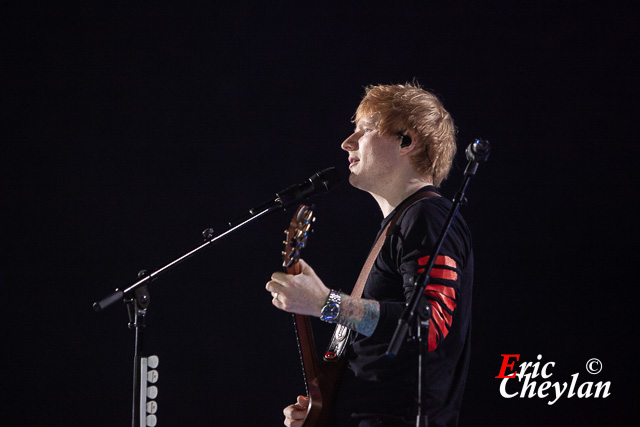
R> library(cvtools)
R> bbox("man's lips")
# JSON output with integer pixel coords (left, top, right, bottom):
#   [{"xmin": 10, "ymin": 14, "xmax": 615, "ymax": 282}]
[{"xmin": 349, "ymin": 157, "xmax": 359, "ymax": 168}]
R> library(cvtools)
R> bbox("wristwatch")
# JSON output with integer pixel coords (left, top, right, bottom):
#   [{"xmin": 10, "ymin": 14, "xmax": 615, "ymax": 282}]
[{"xmin": 320, "ymin": 290, "xmax": 341, "ymax": 323}]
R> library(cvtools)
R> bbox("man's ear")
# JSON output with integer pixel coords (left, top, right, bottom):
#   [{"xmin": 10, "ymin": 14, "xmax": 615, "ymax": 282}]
[
  {"xmin": 399, "ymin": 132, "xmax": 412, "ymax": 148},
  {"xmin": 398, "ymin": 132, "xmax": 419, "ymax": 155}
]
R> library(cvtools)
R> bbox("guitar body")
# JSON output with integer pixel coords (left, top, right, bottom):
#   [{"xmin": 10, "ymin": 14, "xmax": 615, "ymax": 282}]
[
  {"xmin": 293, "ymin": 314, "xmax": 347, "ymax": 427},
  {"xmin": 283, "ymin": 205, "xmax": 348, "ymax": 427},
  {"xmin": 304, "ymin": 353, "xmax": 347, "ymax": 427}
]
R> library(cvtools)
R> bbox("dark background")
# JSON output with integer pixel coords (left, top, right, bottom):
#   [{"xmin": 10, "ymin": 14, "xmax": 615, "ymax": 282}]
[{"xmin": 1, "ymin": 1, "xmax": 636, "ymax": 426}]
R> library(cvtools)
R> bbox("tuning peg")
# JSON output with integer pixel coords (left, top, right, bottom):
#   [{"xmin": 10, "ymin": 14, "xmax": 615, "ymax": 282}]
[
  {"xmin": 147, "ymin": 369, "xmax": 159, "ymax": 383},
  {"xmin": 146, "ymin": 401, "xmax": 158, "ymax": 414}
]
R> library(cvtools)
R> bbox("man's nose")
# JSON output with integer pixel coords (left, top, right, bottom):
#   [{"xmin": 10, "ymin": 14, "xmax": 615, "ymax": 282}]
[{"xmin": 341, "ymin": 132, "xmax": 358, "ymax": 151}]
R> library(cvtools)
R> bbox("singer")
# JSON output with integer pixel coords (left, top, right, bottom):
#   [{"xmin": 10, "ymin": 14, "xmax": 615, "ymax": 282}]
[{"xmin": 266, "ymin": 83, "xmax": 474, "ymax": 426}]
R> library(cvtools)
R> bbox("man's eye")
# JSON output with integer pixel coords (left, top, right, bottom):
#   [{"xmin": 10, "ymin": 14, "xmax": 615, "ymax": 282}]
[{"xmin": 363, "ymin": 128, "xmax": 372, "ymax": 133}]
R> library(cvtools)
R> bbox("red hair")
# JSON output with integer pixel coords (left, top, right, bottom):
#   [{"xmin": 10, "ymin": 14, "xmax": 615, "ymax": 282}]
[{"xmin": 354, "ymin": 83, "xmax": 457, "ymax": 186}]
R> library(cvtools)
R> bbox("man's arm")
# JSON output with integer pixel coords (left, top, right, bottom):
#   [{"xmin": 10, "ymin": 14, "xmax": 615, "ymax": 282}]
[
  {"xmin": 335, "ymin": 294, "xmax": 380, "ymax": 337},
  {"xmin": 266, "ymin": 259, "xmax": 380, "ymax": 337}
]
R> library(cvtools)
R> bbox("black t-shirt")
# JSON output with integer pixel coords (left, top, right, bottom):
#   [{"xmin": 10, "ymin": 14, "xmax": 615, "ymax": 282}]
[{"xmin": 335, "ymin": 186, "xmax": 474, "ymax": 427}]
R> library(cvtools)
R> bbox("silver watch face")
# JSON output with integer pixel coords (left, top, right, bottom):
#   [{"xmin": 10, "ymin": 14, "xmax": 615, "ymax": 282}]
[{"xmin": 321, "ymin": 304, "xmax": 340, "ymax": 322}]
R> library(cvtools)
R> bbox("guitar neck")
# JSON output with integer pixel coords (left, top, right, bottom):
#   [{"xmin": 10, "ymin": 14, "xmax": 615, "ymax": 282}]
[
  {"xmin": 293, "ymin": 313, "xmax": 321, "ymax": 393},
  {"xmin": 281, "ymin": 205, "xmax": 333, "ymax": 426}
]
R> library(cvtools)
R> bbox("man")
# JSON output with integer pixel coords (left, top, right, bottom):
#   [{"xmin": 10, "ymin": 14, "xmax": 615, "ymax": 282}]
[{"xmin": 266, "ymin": 83, "xmax": 473, "ymax": 426}]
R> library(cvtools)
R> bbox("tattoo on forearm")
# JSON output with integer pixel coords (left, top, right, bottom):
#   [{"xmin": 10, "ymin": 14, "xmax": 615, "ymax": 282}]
[{"xmin": 337, "ymin": 294, "xmax": 380, "ymax": 337}]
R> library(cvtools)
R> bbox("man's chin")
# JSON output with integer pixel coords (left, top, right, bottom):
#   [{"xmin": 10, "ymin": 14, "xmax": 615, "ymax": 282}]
[{"xmin": 348, "ymin": 173, "xmax": 365, "ymax": 190}]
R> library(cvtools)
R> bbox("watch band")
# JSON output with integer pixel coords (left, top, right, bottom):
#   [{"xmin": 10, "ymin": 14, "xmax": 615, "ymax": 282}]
[
  {"xmin": 320, "ymin": 290, "xmax": 341, "ymax": 323},
  {"xmin": 325, "ymin": 289, "xmax": 341, "ymax": 305}
]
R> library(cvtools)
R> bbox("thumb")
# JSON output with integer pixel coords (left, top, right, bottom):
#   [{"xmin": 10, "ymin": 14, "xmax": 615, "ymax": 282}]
[
  {"xmin": 297, "ymin": 395, "xmax": 309, "ymax": 409},
  {"xmin": 298, "ymin": 258, "xmax": 314, "ymax": 274}
]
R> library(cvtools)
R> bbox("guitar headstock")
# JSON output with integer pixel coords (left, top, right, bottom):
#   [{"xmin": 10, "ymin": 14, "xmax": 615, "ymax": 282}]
[{"xmin": 282, "ymin": 204, "xmax": 314, "ymax": 269}]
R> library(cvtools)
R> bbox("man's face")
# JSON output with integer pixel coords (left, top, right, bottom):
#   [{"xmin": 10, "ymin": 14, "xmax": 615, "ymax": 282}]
[{"xmin": 341, "ymin": 115, "xmax": 401, "ymax": 193}]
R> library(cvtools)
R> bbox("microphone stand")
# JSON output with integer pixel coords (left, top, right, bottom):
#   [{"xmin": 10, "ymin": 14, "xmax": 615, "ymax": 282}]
[
  {"xmin": 94, "ymin": 203, "xmax": 279, "ymax": 427},
  {"xmin": 125, "ymin": 279, "xmax": 150, "ymax": 427},
  {"xmin": 93, "ymin": 165, "xmax": 341, "ymax": 427},
  {"xmin": 93, "ymin": 166, "xmax": 341, "ymax": 313},
  {"xmin": 386, "ymin": 139, "xmax": 490, "ymax": 427},
  {"xmin": 93, "ymin": 204, "xmax": 279, "ymax": 313}
]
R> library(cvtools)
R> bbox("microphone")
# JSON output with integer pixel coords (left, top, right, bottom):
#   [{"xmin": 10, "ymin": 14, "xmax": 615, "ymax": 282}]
[
  {"xmin": 462, "ymin": 138, "xmax": 491, "ymax": 177},
  {"xmin": 249, "ymin": 167, "xmax": 342, "ymax": 214},
  {"xmin": 465, "ymin": 138, "xmax": 491, "ymax": 163}
]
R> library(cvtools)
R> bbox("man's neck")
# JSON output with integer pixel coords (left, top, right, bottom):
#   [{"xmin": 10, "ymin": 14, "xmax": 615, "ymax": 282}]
[{"xmin": 370, "ymin": 179, "xmax": 433, "ymax": 217}]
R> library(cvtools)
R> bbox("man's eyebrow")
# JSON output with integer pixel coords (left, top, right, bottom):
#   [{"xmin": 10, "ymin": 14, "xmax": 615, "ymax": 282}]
[{"xmin": 356, "ymin": 119, "xmax": 376, "ymax": 129}]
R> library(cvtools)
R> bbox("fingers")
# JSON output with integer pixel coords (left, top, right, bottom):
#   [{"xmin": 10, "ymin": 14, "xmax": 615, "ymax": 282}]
[
  {"xmin": 268, "ymin": 259, "xmax": 312, "ymax": 290},
  {"xmin": 271, "ymin": 271, "xmax": 291, "ymax": 283},
  {"xmin": 266, "ymin": 266, "xmax": 298, "ymax": 305},
  {"xmin": 267, "ymin": 259, "xmax": 324, "ymax": 315},
  {"xmin": 272, "ymin": 259, "xmax": 312, "ymax": 282},
  {"xmin": 283, "ymin": 396, "xmax": 309, "ymax": 426},
  {"xmin": 284, "ymin": 418, "xmax": 304, "ymax": 427},
  {"xmin": 265, "ymin": 279, "xmax": 281, "ymax": 294},
  {"xmin": 265, "ymin": 279, "xmax": 284, "ymax": 311},
  {"xmin": 271, "ymin": 294, "xmax": 283, "ymax": 310},
  {"xmin": 283, "ymin": 403, "xmax": 307, "ymax": 419},
  {"xmin": 267, "ymin": 272, "xmax": 291, "ymax": 301}
]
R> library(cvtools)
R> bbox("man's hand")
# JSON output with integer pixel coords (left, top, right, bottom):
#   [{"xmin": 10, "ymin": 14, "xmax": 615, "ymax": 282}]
[
  {"xmin": 266, "ymin": 259, "xmax": 330, "ymax": 316},
  {"xmin": 283, "ymin": 395, "xmax": 309, "ymax": 427}
]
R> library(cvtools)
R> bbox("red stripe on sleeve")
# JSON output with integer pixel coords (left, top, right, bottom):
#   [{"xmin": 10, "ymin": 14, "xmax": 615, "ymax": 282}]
[
  {"xmin": 431, "ymin": 302, "xmax": 449, "ymax": 335},
  {"xmin": 415, "ymin": 255, "xmax": 459, "ymax": 352},
  {"xmin": 429, "ymin": 268, "xmax": 458, "ymax": 281},
  {"xmin": 418, "ymin": 255, "xmax": 457, "ymax": 268},
  {"xmin": 427, "ymin": 320, "xmax": 438, "ymax": 351},
  {"xmin": 423, "ymin": 283, "xmax": 457, "ymax": 351},
  {"xmin": 425, "ymin": 289, "xmax": 456, "ymax": 312},
  {"xmin": 424, "ymin": 283, "xmax": 456, "ymax": 300}
]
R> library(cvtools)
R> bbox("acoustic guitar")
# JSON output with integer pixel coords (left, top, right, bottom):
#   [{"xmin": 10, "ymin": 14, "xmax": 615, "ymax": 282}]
[{"xmin": 282, "ymin": 205, "xmax": 346, "ymax": 427}]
